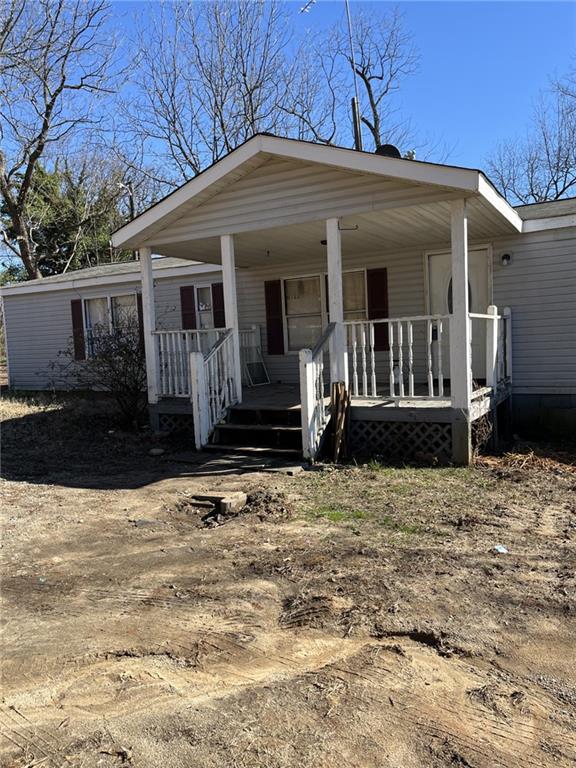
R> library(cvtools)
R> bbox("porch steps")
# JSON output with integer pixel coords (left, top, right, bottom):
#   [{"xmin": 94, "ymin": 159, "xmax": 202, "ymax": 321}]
[{"xmin": 207, "ymin": 403, "xmax": 303, "ymax": 456}]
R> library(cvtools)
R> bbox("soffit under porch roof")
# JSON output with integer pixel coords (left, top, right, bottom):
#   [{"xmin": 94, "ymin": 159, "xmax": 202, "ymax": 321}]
[{"xmin": 143, "ymin": 195, "xmax": 518, "ymax": 269}]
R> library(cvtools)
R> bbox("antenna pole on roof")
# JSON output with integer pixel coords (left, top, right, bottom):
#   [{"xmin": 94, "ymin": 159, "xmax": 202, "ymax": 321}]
[
  {"xmin": 300, "ymin": 0, "xmax": 363, "ymax": 151},
  {"xmin": 345, "ymin": 0, "xmax": 363, "ymax": 151}
]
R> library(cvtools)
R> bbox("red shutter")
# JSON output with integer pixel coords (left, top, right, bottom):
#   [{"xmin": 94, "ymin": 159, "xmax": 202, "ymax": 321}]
[
  {"xmin": 70, "ymin": 299, "xmax": 86, "ymax": 361},
  {"xmin": 367, "ymin": 268, "xmax": 389, "ymax": 351},
  {"xmin": 180, "ymin": 286, "xmax": 197, "ymax": 330},
  {"xmin": 264, "ymin": 280, "xmax": 284, "ymax": 355},
  {"xmin": 211, "ymin": 282, "xmax": 225, "ymax": 328},
  {"xmin": 136, "ymin": 293, "xmax": 144, "ymax": 349}
]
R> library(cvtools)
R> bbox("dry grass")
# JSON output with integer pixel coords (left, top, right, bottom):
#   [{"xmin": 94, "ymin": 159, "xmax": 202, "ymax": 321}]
[{"xmin": 1, "ymin": 393, "xmax": 576, "ymax": 767}]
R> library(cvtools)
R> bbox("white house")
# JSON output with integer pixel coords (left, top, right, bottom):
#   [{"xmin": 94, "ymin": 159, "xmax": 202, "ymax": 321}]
[{"xmin": 3, "ymin": 135, "xmax": 575, "ymax": 464}]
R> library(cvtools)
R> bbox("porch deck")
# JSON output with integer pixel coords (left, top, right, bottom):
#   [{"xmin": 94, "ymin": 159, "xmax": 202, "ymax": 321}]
[{"xmin": 155, "ymin": 381, "xmax": 507, "ymax": 421}]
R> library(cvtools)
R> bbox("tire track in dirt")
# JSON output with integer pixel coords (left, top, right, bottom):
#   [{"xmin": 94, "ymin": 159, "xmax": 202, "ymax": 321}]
[{"xmin": 4, "ymin": 629, "xmax": 575, "ymax": 767}]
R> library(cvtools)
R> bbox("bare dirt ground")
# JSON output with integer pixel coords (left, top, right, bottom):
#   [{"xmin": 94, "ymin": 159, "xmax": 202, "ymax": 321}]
[{"xmin": 1, "ymin": 393, "xmax": 575, "ymax": 768}]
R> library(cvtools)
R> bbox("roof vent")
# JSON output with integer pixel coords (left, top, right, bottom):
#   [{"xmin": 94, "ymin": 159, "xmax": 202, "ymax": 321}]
[{"xmin": 375, "ymin": 144, "xmax": 402, "ymax": 159}]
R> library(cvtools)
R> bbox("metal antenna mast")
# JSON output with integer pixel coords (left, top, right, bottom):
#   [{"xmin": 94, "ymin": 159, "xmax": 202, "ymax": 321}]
[
  {"xmin": 299, "ymin": 0, "xmax": 363, "ymax": 151},
  {"xmin": 344, "ymin": 0, "xmax": 363, "ymax": 151}
]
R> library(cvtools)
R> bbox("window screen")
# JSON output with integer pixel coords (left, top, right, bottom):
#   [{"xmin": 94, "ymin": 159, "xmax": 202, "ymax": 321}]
[
  {"xmin": 111, "ymin": 294, "xmax": 138, "ymax": 327},
  {"xmin": 284, "ymin": 276, "xmax": 322, "ymax": 351},
  {"xmin": 343, "ymin": 270, "xmax": 366, "ymax": 321}
]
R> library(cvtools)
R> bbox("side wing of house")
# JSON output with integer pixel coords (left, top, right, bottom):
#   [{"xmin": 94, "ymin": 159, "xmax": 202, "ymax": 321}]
[
  {"xmin": 492, "ymin": 225, "xmax": 576, "ymax": 429},
  {"xmin": 2, "ymin": 264, "xmax": 222, "ymax": 390}
]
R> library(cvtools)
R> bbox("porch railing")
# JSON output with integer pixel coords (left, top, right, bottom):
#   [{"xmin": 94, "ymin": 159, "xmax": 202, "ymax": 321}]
[
  {"xmin": 299, "ymin": 323, "xmax": 335, "ymax": 459},
  {"xmin": 344, "ymin": 314, "xmax": 450, "ymax": 400},
  {"xmin": 190, "ymin": 329, "xmax": 239, "ymax": 449},
  {"xmin": 344, "ymin": 306, "xmax": 512, "ymax": 402},
  {"xmin": 470, "ymin": 305, "xmax": 512, "ymax": 390},
  {"xmin": 155, "ymin": 326, "xmax": 260, "ymax": 398}
]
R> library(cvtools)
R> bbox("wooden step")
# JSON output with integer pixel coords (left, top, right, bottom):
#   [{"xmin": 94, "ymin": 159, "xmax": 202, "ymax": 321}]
[
  {"xmin": 215, "ymin": 423, "xmax": 301, "ymax": 433},
  {"xmin": 203, "ymin": 444, "xmax": 302, "ymax": 457},
  {"xmin": 226, "ymin": 407, "xmax": 302, "ymax": 427}
]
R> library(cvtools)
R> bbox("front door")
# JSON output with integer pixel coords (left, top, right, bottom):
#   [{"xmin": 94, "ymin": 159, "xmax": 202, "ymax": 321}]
[{"xmin": 428, "ymin": 248, "xmax": 491, "ymax": 381}]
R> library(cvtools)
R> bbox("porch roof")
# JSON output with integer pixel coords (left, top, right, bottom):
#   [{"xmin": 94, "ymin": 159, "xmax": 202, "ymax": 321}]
[{"xmin": 111, "ymin": 134, "xmax": 523, "ymax": 267}]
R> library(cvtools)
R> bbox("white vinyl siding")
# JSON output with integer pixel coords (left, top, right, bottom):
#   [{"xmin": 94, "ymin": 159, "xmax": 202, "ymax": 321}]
[
  {"xmin": 2, "ymin": 228, "xmax": 574, "ymax": 398},
  {"xmin": 2, "ymin": 271, "xmax": 221, "ymax": 389},
  {"xmin": 492, "ymin": 228, "xmax": 576, "ymax": 395},
  {"xmin": 236, "ymin": 248, "xmax": 426, "ymax": 384}
]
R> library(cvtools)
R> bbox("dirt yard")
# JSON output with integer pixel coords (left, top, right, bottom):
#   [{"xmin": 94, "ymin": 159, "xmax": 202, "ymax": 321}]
[{"xmin": 1, "ymin": 394, "xmax": 575, "ymax": 768}]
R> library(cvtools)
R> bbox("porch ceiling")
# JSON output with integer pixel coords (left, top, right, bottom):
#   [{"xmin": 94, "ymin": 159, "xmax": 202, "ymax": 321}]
[{"xmin": 145, "ymin": 194, "xmax": 515, "ymax": 268}]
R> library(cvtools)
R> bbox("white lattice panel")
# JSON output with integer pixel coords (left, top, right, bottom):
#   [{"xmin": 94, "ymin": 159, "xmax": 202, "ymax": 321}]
[{"xmin": 349, "ymin": 420, "xmax": 452, "ymax": 462}]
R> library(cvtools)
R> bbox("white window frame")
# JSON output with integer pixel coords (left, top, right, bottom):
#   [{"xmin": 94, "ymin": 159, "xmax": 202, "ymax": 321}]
[
  {"xmin": 280, "ymin": 269, "xmax": 368, "ymax": 355},
  {"xmin": 82, "ymin": 290, "xmax": 139, "ymax": 357},
  {"xmin": 194, "ymin": 282, "xmax": 216, "ymax": 329}
]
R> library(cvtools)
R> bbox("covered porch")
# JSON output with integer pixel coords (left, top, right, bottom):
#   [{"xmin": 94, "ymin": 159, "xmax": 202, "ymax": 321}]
[{"xmin": 110, "ymin": 135, "xmax": 520, "ymax": 464}]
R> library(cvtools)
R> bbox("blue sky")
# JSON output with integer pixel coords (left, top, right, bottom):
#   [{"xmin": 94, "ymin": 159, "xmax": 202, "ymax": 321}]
[
  {"xmin": 300, "ymin": 1, "xmax": 575, "ymax": 166},
  {"xmin": 110, "ymin": 1, "xmax": 575, "ymax": 169}
]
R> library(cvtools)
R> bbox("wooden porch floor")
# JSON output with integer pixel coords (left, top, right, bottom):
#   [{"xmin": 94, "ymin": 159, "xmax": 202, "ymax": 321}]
[{"xmin": 239, "ymin": 383, "xmax": 455, "ymax": 411}]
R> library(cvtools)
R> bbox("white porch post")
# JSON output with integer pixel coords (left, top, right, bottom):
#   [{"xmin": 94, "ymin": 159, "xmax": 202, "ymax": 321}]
[
  {"xmin": 220, "ymin": 234, "xmax": 242, "ymax": 403},
  {"xmin": 139, "ymin": 246, "xmax": 159, "ymax": 404},
  {"xmin": 449, "ymin": 200, "xmax": 472, "ymax": 408},
  {"xmin": 326, "ymin": 218, "xmax": 347, "ymax": 384},
  {"xmin": 449, "ymin": 199, "xmax": 472, "ymax": 464}
]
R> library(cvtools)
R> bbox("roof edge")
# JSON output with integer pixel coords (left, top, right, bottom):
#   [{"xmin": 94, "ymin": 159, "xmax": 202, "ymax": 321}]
[
  {"xmin": 111, "ymin": 134, "xmax": 489, "ymax": 250},
  {"xmin": 0, "ymin": 259, "xmax": 220, "ymax": 297}
]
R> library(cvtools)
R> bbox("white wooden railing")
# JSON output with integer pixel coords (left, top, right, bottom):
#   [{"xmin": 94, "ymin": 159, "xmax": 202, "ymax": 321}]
[
  {"xmin": 299, "ymin": 323, "xmax": 335, "ymax": 459},
  {"xmin": 344, "ymin": 307, "xmax": 512, "ymax": 403},
  {"xmin": 470, "ymin": 305, "xmax": 512, "ymax": 390},
  {"xmin": 190, "ymin": 329, "xmax": 239, "ymax": 449},
  {"xmin": 155, "ymin": 329, "xmax": 224, "ymax": 397},
  {"xmin": 155, "ymin": 326, "xmax": 261, "ymax": 397},
  {"xmin": 344, "ymin": 315, "xmax": 450, "ymax": 400}
]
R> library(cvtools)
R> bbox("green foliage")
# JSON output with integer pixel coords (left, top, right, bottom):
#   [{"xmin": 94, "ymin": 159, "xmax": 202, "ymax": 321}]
[
  {"xmin": 0, "ymin": 261, "xmax": 27, "ymax": 284},
  {"xmin": 0, "ymin": 160, "xmax": 133, "ymax": 277}
]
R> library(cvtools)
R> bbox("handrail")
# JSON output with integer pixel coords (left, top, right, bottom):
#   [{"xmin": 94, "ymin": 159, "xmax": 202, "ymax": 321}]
[
  {"xmin": 300, "ymin": 323, "xmax": 336, "ymax": 460},
  {"xmin": 469, "ymin": 312, "xmax": 501, "ymax": 320},
  {"xmin": 344, "ymin": 313, "xmax": 449, "ymax": 325},
  {"xmin": 204, "ymin": 328, "xmax": 233, "ymax": 361},
  {"xmin": 190, "ymin": 328, "xmax": 238, "ymax": 449},
  {"xmin": 152, "ymin": 328, "xmax": 224, "ymax": 335},
  {"xmin": 311, "ymin": 322, "xmax": 336, "ymax": 358}
]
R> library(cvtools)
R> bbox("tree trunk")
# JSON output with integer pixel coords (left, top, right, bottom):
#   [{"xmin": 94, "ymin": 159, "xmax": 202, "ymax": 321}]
[{"xmin": 12, "ymin": 214, "xmax": 41, "ymax": 279}]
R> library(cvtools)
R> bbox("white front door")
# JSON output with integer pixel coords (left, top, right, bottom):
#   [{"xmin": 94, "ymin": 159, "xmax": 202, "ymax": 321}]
[{"xmin": 428, "ymin": 248, "xmax": 491, "ymax": 381}]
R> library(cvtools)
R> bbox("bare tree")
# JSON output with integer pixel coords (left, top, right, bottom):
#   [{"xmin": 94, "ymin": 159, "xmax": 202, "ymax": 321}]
[
  {"xmin": 124, "ymin": 0, "xmax": 298, "ymax": 184},
  {"xmin": 487, "ymin": 86, "xmax": 576, "ymax": 204},
  {"xmin": 0, "ymin": 0, "xmax": 116, "ymax": 278},
  {"xmin": 331, "ymin": 7, "xmax": 419, "ymax": 151},
  {"xmin": 123, "ymin": 2, "xmax": 421, "ymax": 187}
]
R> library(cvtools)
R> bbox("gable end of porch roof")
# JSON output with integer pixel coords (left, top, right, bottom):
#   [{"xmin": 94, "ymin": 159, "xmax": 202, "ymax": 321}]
[{"xmin": 111, "ymin": 134, "xmax": 522, "ymax": 253}]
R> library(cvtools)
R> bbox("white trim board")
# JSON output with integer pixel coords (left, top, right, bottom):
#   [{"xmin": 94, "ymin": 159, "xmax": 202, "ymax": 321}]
[
  {"xmin": 522, "ymin": 213, "xmax": 576, "ymax": 233},
  {"xmin": 0, "ymin": 261, "xmax": 221, "ymax": 297}
]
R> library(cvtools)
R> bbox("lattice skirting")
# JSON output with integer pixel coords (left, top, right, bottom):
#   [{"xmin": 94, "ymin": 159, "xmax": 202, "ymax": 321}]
[
  {"xmin": 349, "ymin": 420, "xmax": 453, "ymax": 463},
  {"xmin": 157, "ymin": 412, "xmax": 195, "ymax": 437}
]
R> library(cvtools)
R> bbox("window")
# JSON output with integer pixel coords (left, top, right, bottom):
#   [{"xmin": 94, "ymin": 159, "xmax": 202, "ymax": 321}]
[
  {"xmin": 196, "ymin": 285, "xmax": 214, "ymax": 329},
  {"xmin": 284, "ymin": 276, "xmax": 322, "ymax": 351},
  {"xmin": 343, "ymin": 270, "xmax": 366, "ymax": 321},
  {"xmin": 111, "ymin": 294, "xmax": 138, "ymax": 327},
  {"xmin": 282, "ymin": 270, "xmax": 368, "ymax": 352},
  {"xmin": 84, "ymin": 293, "xmax": 138, "ymax": 357}
]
